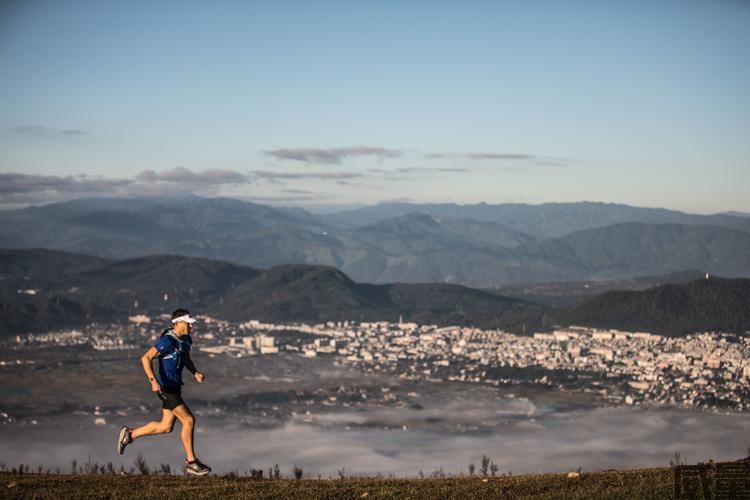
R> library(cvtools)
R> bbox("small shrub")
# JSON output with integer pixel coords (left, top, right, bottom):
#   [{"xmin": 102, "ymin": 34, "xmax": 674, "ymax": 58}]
[
  {"xmin": 0, "ymin": 461, "xmax": 6, "ymax": 472},
  {"xmin": 134, "ymin": 453, "xmax": 150, "ymax": 475},
  {"xmin": 83, "ymin": 456, "xmax": 97, "ymax": 474},
  {"xmin": 106, "ymin": 462, "xmax": 115, "ymax": 475},
  {"xmin": 273, "ymin": 463, "xmax": 280, "ymax": 480},
  {"xmin": 71, "ymin": 460, "xmax": 77, "ymax": 475},
  {"xmin": 338, "ymin": 467, "xmax": 346, "ymax": 480},
  {"xmin": 293, "ymin": 465, "xmax": 303, "ymax": 480},
  {"xmin": 468, "ymin": 463, "xmax": 475, "ymax": 476},
  {"xmin": 159, "ymin": 463, "xmax": 172, "ymax": 476},
  {"xmin": 490, "ymin": 462, "xmax": 499, "ymax": 476},
  {"xmin": 430, "ymin": 466, "xmax": 445, "ymax": 478},
  {"xmin": 480, "ymin": 455, "xmax": 490, "ymax": 476},
  {"xmin": 223, "ymin": 470, "xmax": 239, "ymax": 479},
  {"xmin": 418, "ymin": 470, "xmax": 424, "ymax": 479},
  {"xmin": 249, "ymin": 468, "xmax": 263, "ymax": 480},
  {"xmin": 669, "ymin": 452, "xmax": 685, "ymax": 468}
]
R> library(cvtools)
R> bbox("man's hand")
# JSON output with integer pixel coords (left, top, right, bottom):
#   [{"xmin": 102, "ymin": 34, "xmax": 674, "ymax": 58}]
[
  {"xmin": 150, "ymin": 380, "xmax": 161, "ymax": 393},
  {"xmin": 194, "ymin": 371, "xmax": 205, "ymax": 384}
]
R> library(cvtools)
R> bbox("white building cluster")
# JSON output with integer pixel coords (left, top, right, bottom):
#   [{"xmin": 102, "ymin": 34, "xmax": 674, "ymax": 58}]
[
  {"xmin": 8, "ymin": 316, "xmax": 750, "ymax": 411},
  {"xmin": 236, "ymin": 320, "xmax": 750, "ymax": 410}
]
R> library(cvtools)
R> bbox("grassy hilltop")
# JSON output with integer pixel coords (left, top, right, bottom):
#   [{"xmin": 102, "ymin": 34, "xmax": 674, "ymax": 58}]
[{"xmin": 1, "ymin": 467, "xmax": 674, "ymax": 499}]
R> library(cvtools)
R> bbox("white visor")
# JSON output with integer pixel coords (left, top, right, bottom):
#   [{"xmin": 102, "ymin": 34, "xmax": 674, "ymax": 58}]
[{"xmin": 171, "ymin": 314, "xmax": 197, "ymax": 324}]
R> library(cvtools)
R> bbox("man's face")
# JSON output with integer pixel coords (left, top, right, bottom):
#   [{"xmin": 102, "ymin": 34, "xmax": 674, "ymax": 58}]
[{"xmin": 174, "ymin": 321, "xmax": 192, "ymax": 335}]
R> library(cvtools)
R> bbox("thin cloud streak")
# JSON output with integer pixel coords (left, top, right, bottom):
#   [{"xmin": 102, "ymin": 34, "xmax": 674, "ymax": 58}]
[
  {"xmin": 281, "ymin": 189, "xmax": 315, "ymax": 195},
  {"xmin": 465, "ymin": 153, "xmax": 535, "ymax": 160},
  {"xmin": 336, "ymin": 180, "xmax": 368, "ymax": 187},
  {"xmin": 7, "ymin": 125, "xmax": 87, "ymax": 137},
  {"xmin": 135, "ymin": 167, "xmax": 249, "ymax": 185},
  {"xmin": 250, "ymin": 170, "xmax": 363, "ymax": 180},
  {"xmin": 535, "ymin": 160, "xmax": 565, "ymax": 167},
  {"xmin": 422, "ymin": 152, "xmax": 569, "ymax": 167},
  {"xmin": 0, "ymin": 168, "xmax": 252, "ymax": 206},
  {"xmin": 423, "ymin": 152, "xmax": 539, "ymax": 161},
  {"xmin": 264, "ymin": 146, "xmax": 401, "ymax": 164},
  {"xmin": 0, "ymin": 173, "xmax": 132, "ymax": 195},
  {"xmin": 395, "ymin": 167, "xmax": 469, "ymax": 173},
  {"xmin": 242, "ymin": 195, "xmax": 331, "ymax": 203}
]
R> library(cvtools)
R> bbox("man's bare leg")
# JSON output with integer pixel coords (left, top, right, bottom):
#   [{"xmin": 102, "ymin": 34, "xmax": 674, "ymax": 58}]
[
  {"xmin": 131, "ymin": 409, "xmax": 175, "ymax": 440},
  {"xmin": 172, "ymin": 404, "xmax": 196, "ymax": 462}
]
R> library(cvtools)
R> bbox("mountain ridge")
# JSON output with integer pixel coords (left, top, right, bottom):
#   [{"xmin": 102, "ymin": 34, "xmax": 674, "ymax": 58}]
[
  {"xmin": 0, "ymin": 249, "xmax": 545, "ymax": 337},
  {"xmin": 2, "ymin": 197, "xmax": 750, "ymax": 287},
  {"xmin": 552, "ymin": 276, "xmax": 750, "ymax": 336},
  {"xmin": 2, "ymin": 248, "xmax": 750, "ymax": 338}
]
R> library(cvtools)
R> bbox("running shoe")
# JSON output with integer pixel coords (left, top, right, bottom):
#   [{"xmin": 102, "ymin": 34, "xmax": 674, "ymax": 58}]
[
  {"xmin": 184, "ymin": 459, "xmax": 211, "ymax": 476},
  {"xmin": 117, "ymin": 426, "xmax": 132, "ymax": 455}
]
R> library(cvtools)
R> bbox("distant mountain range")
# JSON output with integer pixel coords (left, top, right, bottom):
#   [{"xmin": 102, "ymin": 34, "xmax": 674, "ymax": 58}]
[
  {"xmin": 324, "ymin": 201, "xmax": 750, "ymax": 238},
  {"xmin": 1, "ymin": 249, "xmax": 748, "ymax": 338},
  {"xmin": 1, "ymin": 197, "xmax": 749, "ymax": 287}
]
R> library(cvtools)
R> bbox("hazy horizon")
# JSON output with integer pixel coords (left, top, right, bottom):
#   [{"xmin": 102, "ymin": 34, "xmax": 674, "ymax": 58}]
[{"xmin": 0, "ymin": 193, "xmax": 746, "ymax": 218}]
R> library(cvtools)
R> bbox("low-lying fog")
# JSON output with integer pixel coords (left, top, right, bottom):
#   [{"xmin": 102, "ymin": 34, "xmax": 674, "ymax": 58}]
[{"xmin": 2, "ymin": 402, "xmax": 748, "ymax": 477}]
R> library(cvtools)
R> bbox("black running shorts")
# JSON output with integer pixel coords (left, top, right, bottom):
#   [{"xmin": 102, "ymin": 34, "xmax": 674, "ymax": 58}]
[{"xmin": 157, "ymin": 387, "xmax": 185, "ymax": 411}]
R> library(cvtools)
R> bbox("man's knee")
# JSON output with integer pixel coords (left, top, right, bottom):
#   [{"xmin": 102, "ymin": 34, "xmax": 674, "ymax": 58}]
[{"xmin": 179, "ymin": 414, "xmax": 195, "ymax": 428}]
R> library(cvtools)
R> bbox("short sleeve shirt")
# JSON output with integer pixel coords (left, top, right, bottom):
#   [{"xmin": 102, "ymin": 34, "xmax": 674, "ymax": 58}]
[{"xmin": 154, "ymin": 330, "xmax": 192, "ymax": 389}]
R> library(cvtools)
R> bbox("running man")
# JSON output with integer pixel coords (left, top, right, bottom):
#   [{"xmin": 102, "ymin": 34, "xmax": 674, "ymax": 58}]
[{"xmin": 117, "ymin": 308, "xmax": 211, "ymax": 476}]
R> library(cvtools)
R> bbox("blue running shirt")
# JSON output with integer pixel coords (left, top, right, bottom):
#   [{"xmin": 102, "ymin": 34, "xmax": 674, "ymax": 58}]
[{"xmin": 154, "ymin": 330, "xmax": 192, "ymax": 389}]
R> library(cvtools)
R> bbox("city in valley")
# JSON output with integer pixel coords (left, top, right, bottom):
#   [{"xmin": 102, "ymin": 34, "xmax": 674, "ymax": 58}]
[
  {"xmin": 3, "ymin": 316, "xmax": 750, "ymax": 476},
  {"xmin": 7, "ymin": 315, "xmax": 750, "ymax": 417}
]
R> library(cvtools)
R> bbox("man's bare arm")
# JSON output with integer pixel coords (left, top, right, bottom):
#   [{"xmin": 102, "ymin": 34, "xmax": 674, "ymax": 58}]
[{"xmin": 141, "ymin": 347, "xmax": 161, "ymax": 392}]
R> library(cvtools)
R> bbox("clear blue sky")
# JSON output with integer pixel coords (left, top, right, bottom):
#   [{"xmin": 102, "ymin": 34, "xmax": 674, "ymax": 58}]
[{"xmin": 1, "ymin": 0, "xmax": 748, "ymax": 213}]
